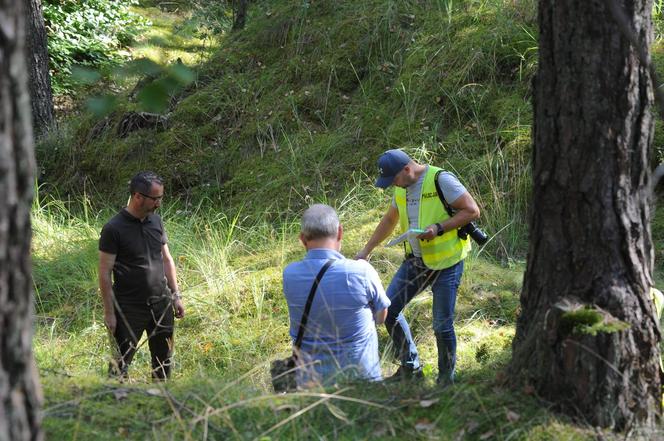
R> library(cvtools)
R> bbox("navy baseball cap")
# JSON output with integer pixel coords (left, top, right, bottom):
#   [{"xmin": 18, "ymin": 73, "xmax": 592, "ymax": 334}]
[{"xmin": 375, "ymin": 149, "xmax": 411, "ymax": 188}]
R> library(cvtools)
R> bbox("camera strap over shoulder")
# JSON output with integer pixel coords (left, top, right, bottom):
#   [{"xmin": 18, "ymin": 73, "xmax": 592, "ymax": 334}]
[
  {"xmin": 434, "ymin": 170, "xmax": 456, "ymax": 218},
  {"xmin": 293, "ymin": 259, "xmax": 334, "ymax": 356}
]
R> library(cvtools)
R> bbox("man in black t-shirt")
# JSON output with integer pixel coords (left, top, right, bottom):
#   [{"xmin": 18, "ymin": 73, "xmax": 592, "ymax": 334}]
[{"xmin": 99, "ymin": 171, "xmax": 185, "ymax": 380}]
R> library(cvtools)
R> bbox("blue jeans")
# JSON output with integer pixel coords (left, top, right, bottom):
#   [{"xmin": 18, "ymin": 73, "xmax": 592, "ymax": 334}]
[{"xmin": 385, "ymin": 257, "xmax": 464, "ymax": 382}]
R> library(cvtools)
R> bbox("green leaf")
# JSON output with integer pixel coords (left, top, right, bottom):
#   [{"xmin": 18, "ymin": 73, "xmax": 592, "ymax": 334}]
[
  {"xmin": 70, "ymin": 65, "xmax": 101, "ymax": 85},
  {"xmin": 86, "ymin": 95, "xmax": 117, "ymax": 117},
  {"xmin": 124, "ymin": 58, "xmax": 163, "ymax": 77},
  {"xmin": 136, "ymin": 82, "xmax": 169, "ymax": 113},
  {"xmin": 169, "ymin": 63, "xmax": 196, "ymax": 85}
]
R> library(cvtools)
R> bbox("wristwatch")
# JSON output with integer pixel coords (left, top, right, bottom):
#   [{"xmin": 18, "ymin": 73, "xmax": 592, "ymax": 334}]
[{"xmin": 436, "ymin": 223, "xmax": 445, "ymax": 236}]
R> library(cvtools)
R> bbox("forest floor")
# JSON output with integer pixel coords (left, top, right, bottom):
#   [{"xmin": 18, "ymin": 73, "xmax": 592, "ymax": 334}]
[{"xmin": 34, "ymin": 1, "xmax": 664, "ymax": 440}]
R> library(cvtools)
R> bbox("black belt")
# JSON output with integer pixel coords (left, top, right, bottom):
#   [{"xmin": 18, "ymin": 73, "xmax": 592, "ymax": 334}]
[
  {"xmin": 406, "ymin": 253, "xmax": 424, "ymax": 259},
  {"xmin": 146, "ymin": 293, "xmax": 171, "ymax": 307}
]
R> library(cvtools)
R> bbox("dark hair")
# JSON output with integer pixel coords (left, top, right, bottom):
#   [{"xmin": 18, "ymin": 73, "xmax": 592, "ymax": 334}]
[{"xmin": 129, "ymin": 171, "xmax": 163, "ymax": 195}]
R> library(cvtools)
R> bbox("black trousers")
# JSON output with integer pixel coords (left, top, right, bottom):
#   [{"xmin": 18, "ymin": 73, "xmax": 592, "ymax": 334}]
[{"xmin": 110, "ymin": 296, "xmax": 174, "ymax": 380}]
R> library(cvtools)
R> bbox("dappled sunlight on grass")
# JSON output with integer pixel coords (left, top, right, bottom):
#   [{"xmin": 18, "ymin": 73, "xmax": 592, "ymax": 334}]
[{"xmin": 129, "ymin": 6, "xmax": 217, "ymax": 65}]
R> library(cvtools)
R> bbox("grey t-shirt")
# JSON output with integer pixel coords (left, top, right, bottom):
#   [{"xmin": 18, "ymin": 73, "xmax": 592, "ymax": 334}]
[{"xmin": 391, "ymin": 167, "xmax": 467, "ymax": 256}]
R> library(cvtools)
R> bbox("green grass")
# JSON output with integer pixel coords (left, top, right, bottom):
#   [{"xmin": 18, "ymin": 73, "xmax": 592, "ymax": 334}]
[
  {"xmin": 129, "ymin": 5, "xmax": 218, "ymax": 65},
  {"xmin": 33, "ymin": 0, "xmax": 664, "ymax": 438},
  {"xmin": 33, "ymin": 189, "xmax": 599, "ymax": 440}
]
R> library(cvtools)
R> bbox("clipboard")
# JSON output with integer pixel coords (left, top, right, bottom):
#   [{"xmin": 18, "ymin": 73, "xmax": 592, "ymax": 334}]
[{"xmin": 386, "ymin": 228, "xmax": 426, "ymax": 247}]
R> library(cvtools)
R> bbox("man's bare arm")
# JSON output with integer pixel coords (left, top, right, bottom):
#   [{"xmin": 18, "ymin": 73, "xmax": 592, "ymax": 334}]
[
  {"xmin": 99, "ymin": 251, "xmax": 117, "ymax": 332},
  {"xmin": 419, "ymin": 192, "xmax": 481, "ymax": 240},
  {"xmin": 162, "ymin": 244, "xmax": 185, "ymax": 318},
  {"xmin": 374, "ymin": 308, "xmax": 388, "ymax": 325},
  {"xmin": 355, "ymin": 205, "xmax": 400, "ymax": 260}
]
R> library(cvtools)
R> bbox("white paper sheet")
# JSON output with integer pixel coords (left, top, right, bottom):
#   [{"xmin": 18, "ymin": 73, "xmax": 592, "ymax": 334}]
[{"xmin": 386, "ymin": 228, "xmax": 426, "ymax": 247}]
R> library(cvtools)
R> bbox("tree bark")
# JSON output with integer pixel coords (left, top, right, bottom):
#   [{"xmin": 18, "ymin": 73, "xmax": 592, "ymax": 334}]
[
  {"xmin": 0, "ymin": 0, "xmax": 43, "ymax": 440},
  {"xmin": 26, "ymin": 0, "xmax": 54, "ymax": 138},
  {"xmin": 232, "ymin": 0, "xmax": 248, "ymax": 31},
  {"xmin": 510, "ymin": 0, "xmax": 661, "ymax": 431}
]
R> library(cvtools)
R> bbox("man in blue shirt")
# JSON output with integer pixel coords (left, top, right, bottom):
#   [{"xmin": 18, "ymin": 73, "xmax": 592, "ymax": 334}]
[{"xmin": 283, "ymin": 204, "xmax": 391, "ymax": 387}]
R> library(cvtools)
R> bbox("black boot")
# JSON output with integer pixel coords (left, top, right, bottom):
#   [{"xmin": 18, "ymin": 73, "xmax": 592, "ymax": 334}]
[
  {"xmin": 385, "ymin": 364, "xmax": 424, "ymax": 382},
  {"xmin": 435, "ymin": 333, "xmax": 456, "ymax": 386}
]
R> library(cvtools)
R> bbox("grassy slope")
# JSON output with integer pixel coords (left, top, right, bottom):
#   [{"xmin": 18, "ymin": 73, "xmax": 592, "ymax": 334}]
[
  {"xmin": 34, "ymin": 0, "xmax": 664, "ymax": 440},
  {"xmin": 38, "ymin": 0, "xmax": 537, "ymax": 259},
  {"xmin": 129, "ymin": 5, "xmax": 216, "ymax": 65}
]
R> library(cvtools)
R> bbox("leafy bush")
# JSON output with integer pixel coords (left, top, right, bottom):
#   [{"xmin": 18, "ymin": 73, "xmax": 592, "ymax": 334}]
[{"xmin": 43, "ymin": 0, "xmax": 148, "ymax": 94}]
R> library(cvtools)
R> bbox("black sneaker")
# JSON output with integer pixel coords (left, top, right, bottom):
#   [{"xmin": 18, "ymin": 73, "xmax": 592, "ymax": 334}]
[{"xmin": 386, "ymin": 365, "xmax": 424, "ymax": 382}]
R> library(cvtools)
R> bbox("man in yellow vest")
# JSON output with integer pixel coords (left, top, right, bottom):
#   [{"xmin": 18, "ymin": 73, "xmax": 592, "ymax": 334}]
[{"xmin": 356, "ymin": 149, "xmax": 480, "ymax": 385}]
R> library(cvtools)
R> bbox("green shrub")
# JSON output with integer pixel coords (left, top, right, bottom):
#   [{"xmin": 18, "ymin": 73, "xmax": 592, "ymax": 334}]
[{"xmin": 43, "ymin": 0, "xmax": 148, "ymax": 94}]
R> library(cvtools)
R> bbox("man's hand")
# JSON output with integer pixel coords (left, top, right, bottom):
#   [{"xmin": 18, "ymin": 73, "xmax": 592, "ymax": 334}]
[
  {"xmin": 356, "ymin": 205, "xmax": 399, "ymax": 261},
  {"xmin": 355, "ymin": 248, "xmax": 370, "ymax": 260},
  {"xmin": 104, "ymin": 311, "xmax": 117, "ymax": 334},
  {"xmin": 417, "ymin": 224, "xmax": 440, "ymax": 241},
  {"xmin": 174, "ymin": 298, "xmax": 185, "ymax": 319}
]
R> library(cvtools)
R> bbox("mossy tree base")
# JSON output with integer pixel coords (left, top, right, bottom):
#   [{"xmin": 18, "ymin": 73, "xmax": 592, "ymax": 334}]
[{"xmin": 510, "ymin": 0, "xmax": 661, "ymax": 431}]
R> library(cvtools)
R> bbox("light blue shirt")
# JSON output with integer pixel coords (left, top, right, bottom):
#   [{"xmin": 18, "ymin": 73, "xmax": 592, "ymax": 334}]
[{"xmin": 283, "ymin": 248, "xmax": 390, "ymax": 385}]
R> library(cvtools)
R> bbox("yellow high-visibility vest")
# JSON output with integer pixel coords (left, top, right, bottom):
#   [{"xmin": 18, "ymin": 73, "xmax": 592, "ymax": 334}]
[{"xmin": 394, "ymin": 166, "xmax": 471, "ymax": 270}]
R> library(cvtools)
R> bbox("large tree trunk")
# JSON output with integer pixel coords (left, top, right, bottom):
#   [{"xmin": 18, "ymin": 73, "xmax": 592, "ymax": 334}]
[
  {"xmin": 0, "ymin": 0, "xmax": 43, "ymax": 440},
  {"xmin": 26, "ymin": 0, "xmax": 54, "ymax": 138},
  {"xmin": 510, "ymin": 0, "xmax": 661, "ymax": 430}
]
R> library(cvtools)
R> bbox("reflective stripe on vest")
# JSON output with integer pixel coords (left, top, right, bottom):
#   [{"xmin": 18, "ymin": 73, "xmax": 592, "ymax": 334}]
[{"xmin": 394, "ymin": 166, "xmax": 471, "ymax": 270}]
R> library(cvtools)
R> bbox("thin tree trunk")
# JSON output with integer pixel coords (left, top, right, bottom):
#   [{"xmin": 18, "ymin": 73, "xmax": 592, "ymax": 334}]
[
  {"xmin": 232, "ymin": 0, "xmax": 248, "ymax": 31},
  {"xmin": 0, "ymin": 0, "xmax": 43, "ymax": 440},
  {"xmin": 510, "ymin": 0, "xmax": 661, "ymax": 431},
  {"xmin": 26, "ymin": 0, "xmax": 54, "ymax": 138}
]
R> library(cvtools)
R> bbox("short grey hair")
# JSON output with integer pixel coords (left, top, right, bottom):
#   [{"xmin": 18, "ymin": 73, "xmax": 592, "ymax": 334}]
[{"xmin": 301, "ymin": 204, "xmax": 339, "ymax": 240}]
